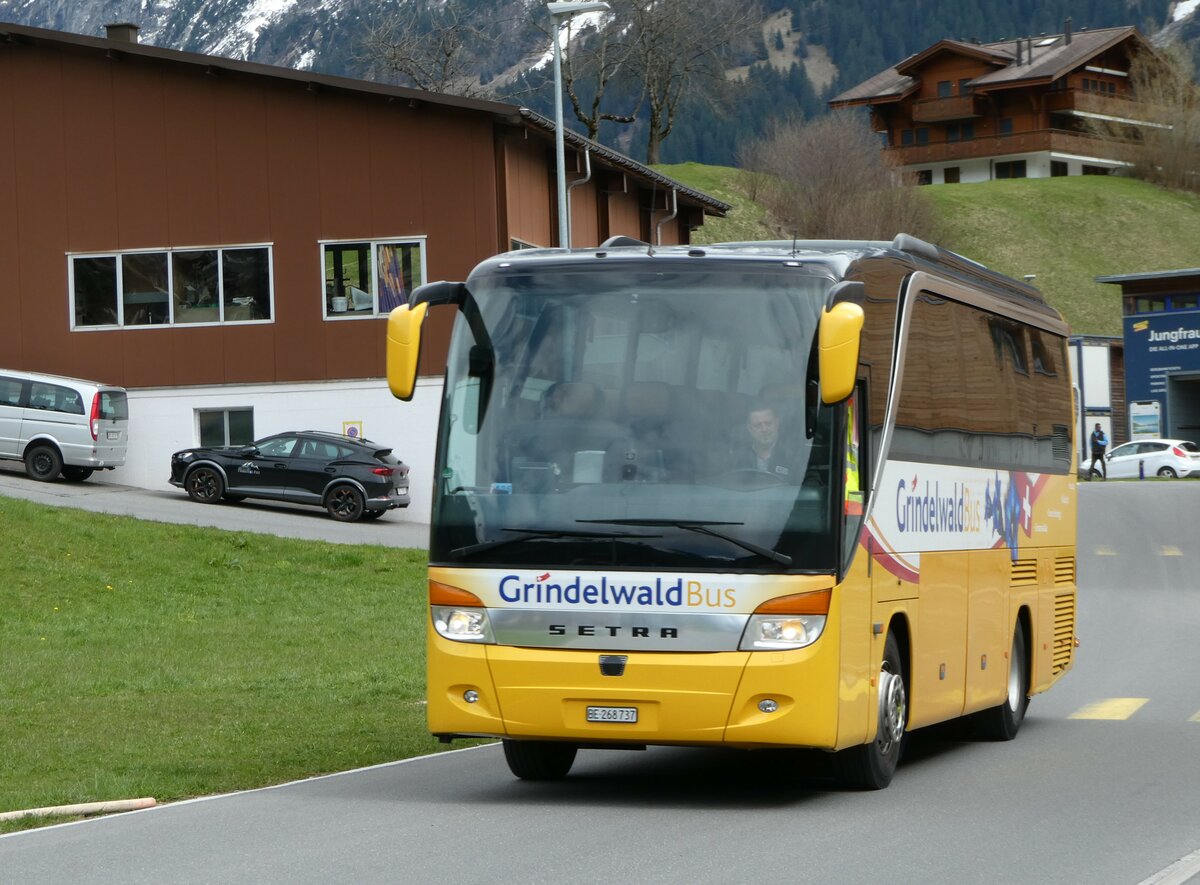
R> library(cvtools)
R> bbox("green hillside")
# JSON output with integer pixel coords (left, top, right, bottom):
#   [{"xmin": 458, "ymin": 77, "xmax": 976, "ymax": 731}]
[{"xmin": 658, "ymin": 164, "xmax": 1200, "ymax": 337}]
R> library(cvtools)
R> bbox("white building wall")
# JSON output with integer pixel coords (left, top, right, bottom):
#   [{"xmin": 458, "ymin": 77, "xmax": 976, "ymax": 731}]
[
  {"xmin": 909, "ymin": 151, "xmax": 1126, "ymax": 184},
  {"xmin": 107, "ymin": 376, "xmax": 445, "ymax": 525}
]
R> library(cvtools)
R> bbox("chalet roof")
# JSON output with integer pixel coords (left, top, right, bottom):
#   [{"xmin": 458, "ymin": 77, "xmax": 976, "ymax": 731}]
[
  {"xmin": 0, "ymin": 20, "xmax": 728, "ymax": 216},
  {"xmin": 830, "ymin": 25, "xmax": 1146, "ymax": 107}
]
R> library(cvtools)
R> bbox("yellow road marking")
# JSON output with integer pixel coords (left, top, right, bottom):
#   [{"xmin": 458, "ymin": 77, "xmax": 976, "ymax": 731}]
[
  {"xmin": 1160, "ymin": 546, "xmax": 1183, "ymax": 557},
  {"xmin": 1068, "ymin": 698, "xmax": 1149, "ymax": 720},
  {"xmin": 1093, "ymin": 546, "xmax": 1117, "ymax": 556}
]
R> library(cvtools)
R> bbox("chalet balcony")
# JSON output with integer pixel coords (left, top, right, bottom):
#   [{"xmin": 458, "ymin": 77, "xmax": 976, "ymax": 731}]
[
  {"xmin": 911, "ymin": 94, "xmax": 987, "ymax": 123},
  {"xmin": 888, "ymin": 128, "xmax": 1119, "ymax": 167},
  {"xmin": 1045, "ymin": 89, "xmax": 1132, "ymax": 117}
]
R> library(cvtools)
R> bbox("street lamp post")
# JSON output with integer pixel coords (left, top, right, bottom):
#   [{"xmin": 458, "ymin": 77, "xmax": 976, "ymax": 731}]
[{"xmin": 547, "ymin": 0, "xmax": 610, "ymax": 249}]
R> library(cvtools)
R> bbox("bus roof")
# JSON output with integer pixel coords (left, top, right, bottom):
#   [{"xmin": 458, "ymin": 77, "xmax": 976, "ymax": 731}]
[{"xmin": 470, "ymin": 233, "xmax": 1061, "ymax": 323}]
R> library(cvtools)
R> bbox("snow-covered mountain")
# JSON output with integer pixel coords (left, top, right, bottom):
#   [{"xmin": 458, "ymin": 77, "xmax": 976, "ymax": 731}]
[
  {"xmin": 0, "ymin": 0, "xmax": 389, "ymax": 71},
  {"xmin": 2, "ymin": 1, "xmax": 1193, "ymax": 166},
  {"xmin": 3, "ymin": 0, "xmax": 1192, "ymax": 81}
]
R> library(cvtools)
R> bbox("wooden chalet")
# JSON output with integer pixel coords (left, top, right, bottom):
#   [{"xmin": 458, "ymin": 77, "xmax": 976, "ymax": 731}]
[{"xmin": 829, "ymin": 22, "xmax": 1159, "ymax": 184}]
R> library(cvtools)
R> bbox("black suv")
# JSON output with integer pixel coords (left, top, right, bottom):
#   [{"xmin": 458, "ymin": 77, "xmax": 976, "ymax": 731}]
[{"xmin": 169, "ymin": 430, "xmax": 410, "ymax": 522}]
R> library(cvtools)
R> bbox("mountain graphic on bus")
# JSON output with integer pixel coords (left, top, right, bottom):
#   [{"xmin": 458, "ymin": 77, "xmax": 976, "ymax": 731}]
[{"xmin": 866, "ymin": 467, "xmax": 1049, "ymax": 581}]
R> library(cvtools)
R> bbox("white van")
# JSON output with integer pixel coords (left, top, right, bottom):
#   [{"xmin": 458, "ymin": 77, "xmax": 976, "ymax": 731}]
[{"xmin": 0, "ymin": 369, "xmax": 129, "ymax": 482}]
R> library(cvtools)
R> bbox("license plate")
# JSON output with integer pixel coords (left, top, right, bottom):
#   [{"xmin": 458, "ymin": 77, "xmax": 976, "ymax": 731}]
[
  {"xmin": 586, "ymin": 706, "xmax": 637, "ymax": 723},
  {"xmin": 107, "ymin": 431, "xmax": 121, "ymax": 440}
]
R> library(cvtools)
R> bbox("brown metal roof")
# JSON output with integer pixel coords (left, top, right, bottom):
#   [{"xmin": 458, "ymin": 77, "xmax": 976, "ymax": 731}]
[
  {"xmin": 830, "ymin": 26, "xmax": 1147, "ymax": 106},
  {"xmin": 518, "ymin": 109, "xmax": 731, "ymax": 214},
  {"xmin": 0, "ymin": 19, "xmax": 728, "ymax": 216}
]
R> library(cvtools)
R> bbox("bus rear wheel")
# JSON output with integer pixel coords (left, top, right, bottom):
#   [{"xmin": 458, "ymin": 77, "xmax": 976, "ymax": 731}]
[
  {"xmin": 971, "ymin": 620, "xmax": 1029, "ymax": 741},
  {"xmin": 502, "ymin": 739, "xmax": 578, "ymax": 781},
  {"xmin": 835, "ymin": 631, "xmax": 907, "ymax": 790}
]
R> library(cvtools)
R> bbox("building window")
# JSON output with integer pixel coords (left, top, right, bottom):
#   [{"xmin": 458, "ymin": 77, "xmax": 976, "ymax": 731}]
[
  {"xmin": 958, "ymin": 78, "xmax": 973, "ymax": 94},
  {"xmin": 323, "ymin": 238, "xmax": 425, "ymax": 319},
  {"xmin": 937, "ymin": 81, "xmax": 952, "ymax": 98},
  {"xmin": 1134, "ymin": 297, "xmax": 1166, "ymax": 313},
  {"xmin": 1171, "ymin": 295, "xmax": 1198, "ymax": 311},
  {"xmin": 915, "ymin": 128, "xmax": 929, "ymax": 145},
  {"xmin": 994, "ymin": 160, "xmax": 1026, "ymax": 179},
  {"xmin": 198, "ymin": 408, "xmax": 254, "ymax": 447},
  {"xmin": 915, "ymin": 170, "xmax": 933, "ymax": 185},
  {"xmin": 901, "ymin": 129, "xmax": 914, "ymax": 146},
  {"xmin": 70, "ymin": 245, "xmax": 273, "ymax": 329},
  {"xmin": 999, "ymin": 118, "xmax": 1014, "ymax": 135},
  {"xmin": 944, "ymin": 167, "xmax": 961, "ymax": 184},
  {"xmin": 1051, "ymin": 160, "xmax": 1069, "ymax": 177},
  {"xmin": 1082, "ymin": 165, "xmax": 1110, "ymax": 176},
  {"xmin": 509, "ymin": 239, "xmax": 540, "ymax": 250}
]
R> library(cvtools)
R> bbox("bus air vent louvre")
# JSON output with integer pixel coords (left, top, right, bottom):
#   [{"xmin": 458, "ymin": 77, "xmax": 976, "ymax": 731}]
[
  {"xmin": 1010, "ymin": 558, "xmax": 1038, "ymax": 586},
  {"xmin": 1054, "ymin": 555, "xmax": 1075, "ymax": 585},
  {"xmin": 599, "ymin": 655, "xmax": 628, "ymax": 677},
  {"xmin": 1052, "ymin": 592, "xmax": 1076, "ymax": 674}
]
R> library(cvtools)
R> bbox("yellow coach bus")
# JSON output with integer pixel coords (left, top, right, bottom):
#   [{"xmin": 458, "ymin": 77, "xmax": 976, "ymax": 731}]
[{"xmin": 386, "ymin": 234, "xmax": 1077, "ymax": 789}]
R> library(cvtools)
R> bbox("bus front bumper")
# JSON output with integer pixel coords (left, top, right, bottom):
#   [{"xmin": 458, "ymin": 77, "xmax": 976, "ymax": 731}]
[{"xmin": 426, "ymin": 628, "xmax": 842, "ymax": 750}]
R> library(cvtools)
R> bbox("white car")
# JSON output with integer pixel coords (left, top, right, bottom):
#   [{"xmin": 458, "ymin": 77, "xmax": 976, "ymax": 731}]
[{"xmin": 1103, "ymin": 438, "xmax": 1200, "ymax": 479}]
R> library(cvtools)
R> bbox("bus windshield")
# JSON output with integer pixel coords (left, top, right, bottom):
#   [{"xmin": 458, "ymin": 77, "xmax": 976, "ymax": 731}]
[{"xmin": 431, "ymin": 260, "xmax": 839, "ymax": 571}]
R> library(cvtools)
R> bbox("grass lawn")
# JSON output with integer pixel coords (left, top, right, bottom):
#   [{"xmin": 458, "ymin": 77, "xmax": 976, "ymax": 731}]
[
  {"xmin": 0, "ymin": 496, "xmax": 461, "ymax": 833},
  {"xmin": 658, "ymin": 164, "xmax": 1200, "ymax": 337}
]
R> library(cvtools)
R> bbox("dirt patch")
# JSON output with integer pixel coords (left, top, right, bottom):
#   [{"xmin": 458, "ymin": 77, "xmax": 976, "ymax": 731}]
[{"xmin": 726, "ymin": 10, "xmax": 838, "ymax": 92}]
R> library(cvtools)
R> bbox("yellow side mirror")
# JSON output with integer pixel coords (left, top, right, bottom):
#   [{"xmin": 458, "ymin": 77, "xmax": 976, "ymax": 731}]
[
  {"xmin": 819, "ymin": 301, "xmax": 864, "ymax": 404},
  {"xmin": 386, "ymin": 302, "xmax": 430, "ymax": 401}
]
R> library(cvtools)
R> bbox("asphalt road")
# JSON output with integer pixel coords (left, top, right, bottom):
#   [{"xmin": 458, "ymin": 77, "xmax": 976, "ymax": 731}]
[
  {"xmin": 2, "ymin": 478, "xmax": 1199, "ymax": 884},
  {"xmin": 0, "ymin": 462, "xmax": 431, "ymax": 549}
]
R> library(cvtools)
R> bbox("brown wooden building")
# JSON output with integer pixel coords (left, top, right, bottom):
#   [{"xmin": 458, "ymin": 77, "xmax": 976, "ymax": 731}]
[
  {"xmin": 0, "ymin": 21, "xmax": 728, "ymax": 508},
  {"xmin": 829, "ymin": 23, "xmax": 1158, "ymax": 184}
]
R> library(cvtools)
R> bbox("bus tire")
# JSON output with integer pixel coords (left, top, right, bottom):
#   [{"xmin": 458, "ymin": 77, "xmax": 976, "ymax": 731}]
[
  {"xmin": 971, "ymin": 620, "xmax": 1029, "ymax": 741},
  {"xmin": 835, "ymin": 631, "xmax": 907, "ymax": 790},
  {"xmin": 502, "ymin": 739, "xmax": 578, "ymax": 781}
]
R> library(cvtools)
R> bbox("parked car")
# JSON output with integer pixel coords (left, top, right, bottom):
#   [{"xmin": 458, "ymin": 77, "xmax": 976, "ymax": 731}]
[
  {"xmin": 0, "ymin": 368, "xmax": 129, "ymax": 482},
  {"xmin": 169, "ymin": 430, "xmax": 410, "ymax": 521},
  {"xmin": 1102, "ymin": 438, "xmax": 1200, "ymax": 479}
]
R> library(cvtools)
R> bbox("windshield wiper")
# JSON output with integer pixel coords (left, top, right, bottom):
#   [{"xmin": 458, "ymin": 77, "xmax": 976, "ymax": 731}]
[
  {"xmin": 578, "ymin": 518, "xmax": 792, "ymax": 566},
  {"xmin": 450, "ymin": 527, "xmax": 657, "ymax": 559}
]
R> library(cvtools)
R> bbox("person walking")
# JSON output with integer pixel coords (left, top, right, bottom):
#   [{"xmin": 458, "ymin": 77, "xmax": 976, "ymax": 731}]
[{"xmin": 1088, "ymin": 422, "xmax": 1109, "ymax": 480}]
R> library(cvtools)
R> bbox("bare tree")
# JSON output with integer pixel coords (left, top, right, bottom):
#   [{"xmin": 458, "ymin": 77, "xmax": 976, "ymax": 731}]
[
  {"xmin": 618, "ymin": 0, "xmax": 763, "ymax": 164},
  {"xmin": 1091, "ymin": 43, "xmax": 1200, "ymax": 193},
  {"xmin": 553, "ymin": 13, "xmax": 637, "ymax": 141},
  {"xmin": 360, "ymin": 0, "xmax": 500, "ymax": 98},
  {"xmin": 739, "ymin": 113, "xmax": 942, "ymax": 241}
]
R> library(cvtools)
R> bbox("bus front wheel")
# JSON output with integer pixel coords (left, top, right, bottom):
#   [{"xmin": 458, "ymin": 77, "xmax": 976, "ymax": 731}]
[
  {"xmin": 502, "ymin": 739, "xmax": 578, "ymax": 781},
  {"xmin": 835, "ymin": 631, "xmax": 907, "ymax": 790},
  {"xmin": 971, "ymin": 620, "xmax": 1029, "ymax": 740}
]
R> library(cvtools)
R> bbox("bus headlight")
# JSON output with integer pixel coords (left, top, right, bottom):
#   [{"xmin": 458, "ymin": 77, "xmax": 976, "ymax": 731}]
[
  {"xmin": 740, "ymin": 614, "xmax": 826, "ymax": 650},
  {"xmin": 432, "ymin": 606, "xmax": 494, "ymax": 643}
]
